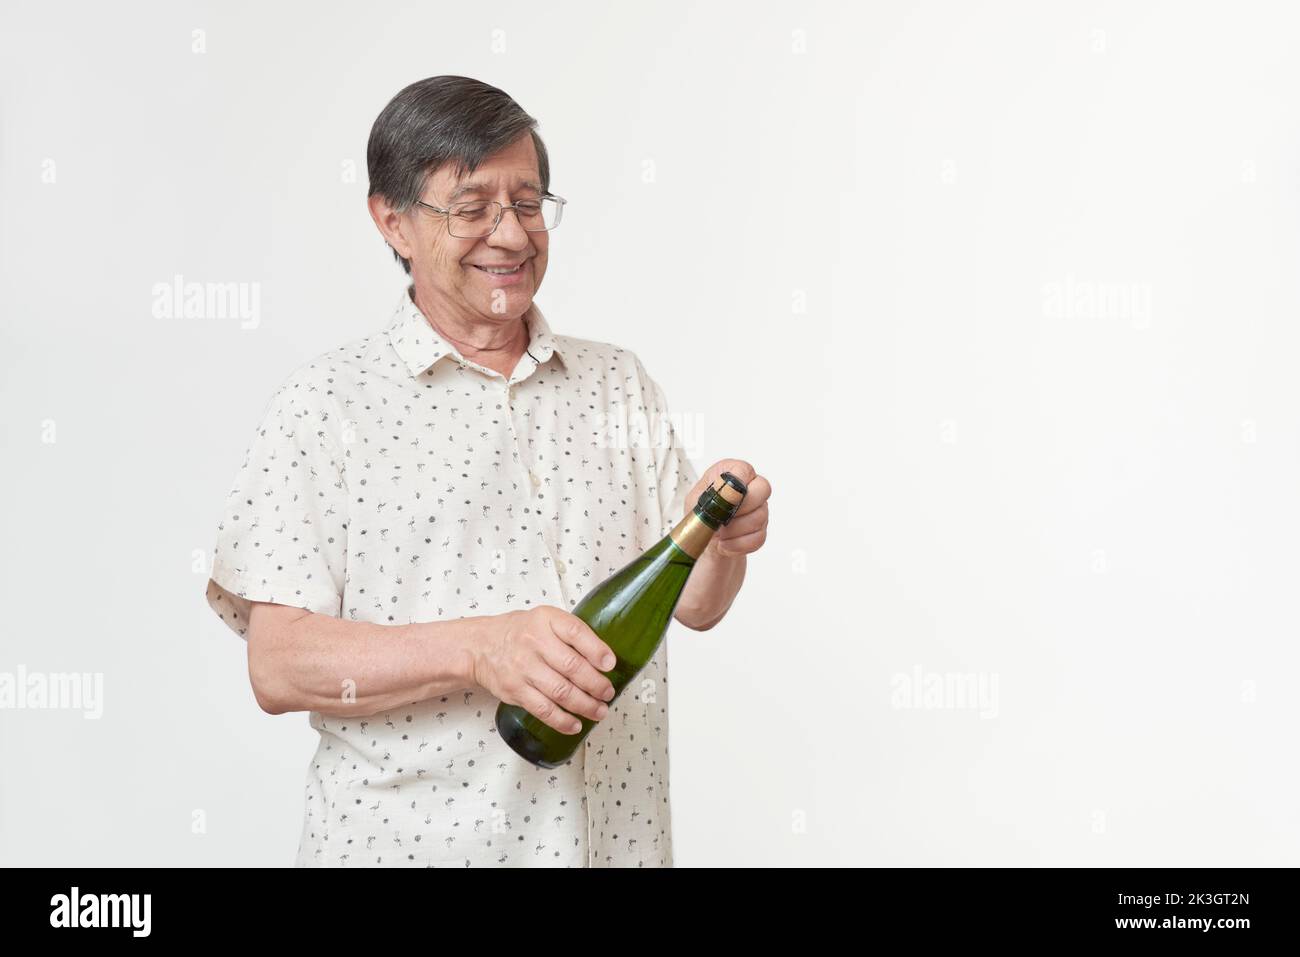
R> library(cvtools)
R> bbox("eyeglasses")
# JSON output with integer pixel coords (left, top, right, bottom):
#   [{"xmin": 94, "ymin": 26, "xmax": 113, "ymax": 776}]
[{"xmin": 414, "ymin": 193, "xmax": 566, "ymax": 239}]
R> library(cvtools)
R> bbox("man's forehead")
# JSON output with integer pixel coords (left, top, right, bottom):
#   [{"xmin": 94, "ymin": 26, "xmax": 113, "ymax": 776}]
[{"xmin": 444, "ymin": 175, "xmax": 542, "ymax": 199}]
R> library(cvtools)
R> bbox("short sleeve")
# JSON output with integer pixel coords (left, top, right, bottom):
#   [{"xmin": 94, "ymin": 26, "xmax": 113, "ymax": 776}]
[
  {"xmin": 204, "ymin": 380, "xmax": 348, "ymax": 639},
  {"xmin": 642, "ymin": 366, "xmax": 702, "ymax": 540}
]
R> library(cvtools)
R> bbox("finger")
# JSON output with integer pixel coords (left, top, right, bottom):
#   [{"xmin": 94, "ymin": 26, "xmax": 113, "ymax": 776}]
[
  {"xmin": 527, "ymin": 659, "xmax": 611, "ymax": 724},
  {"xmin": 552, "ymin": 613, "xmax": 618, "ymax": 674},
  {"xmin": 719, "ymin": 501, "xmax": 767, "ymax": 536},
  {"xmin": 737, "ymin": 474, "xmax": 771, "ymax": 511},
  {"xmin": 514, "ymin": 680, "xmax": 585, "ymax": 735},
  {"xmin": 714, "ymin": 526, "xmax": 767, "ymax": 555},
  {"xmin": 540, "ymin": 631, "xmax": 617, "ymax": 705}
]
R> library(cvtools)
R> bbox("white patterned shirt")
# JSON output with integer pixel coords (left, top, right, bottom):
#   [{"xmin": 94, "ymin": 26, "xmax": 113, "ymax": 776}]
[{"xmin": 205, "ymin": 287, "xmax": 699, "ymax": 867}]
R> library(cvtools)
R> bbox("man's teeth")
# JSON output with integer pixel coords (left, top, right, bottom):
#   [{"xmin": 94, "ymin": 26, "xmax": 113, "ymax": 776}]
[{"xmin": 476, "ymin": 264, "xmax": 522, "ymax": 274}]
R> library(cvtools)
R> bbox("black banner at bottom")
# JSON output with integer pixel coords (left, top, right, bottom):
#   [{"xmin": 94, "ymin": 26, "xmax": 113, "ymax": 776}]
[{"xmin": 0, "ymin": 866, "xmax": 1287, "ymax": 944}]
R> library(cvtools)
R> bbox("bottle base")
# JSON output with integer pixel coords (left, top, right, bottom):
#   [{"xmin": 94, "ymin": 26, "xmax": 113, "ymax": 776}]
[{"xmin": 496, "ymin": 705, "xmax": 566, "ymax": 769}]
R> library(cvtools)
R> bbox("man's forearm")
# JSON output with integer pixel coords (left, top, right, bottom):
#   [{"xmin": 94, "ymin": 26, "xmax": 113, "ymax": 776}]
[
  {"xmin": 251, "ymin": 607, "xmax": 483, "ymax": 717},
  {"xmin": 673, "ymin": 543, "xmax": 747, "ymax": 631}
]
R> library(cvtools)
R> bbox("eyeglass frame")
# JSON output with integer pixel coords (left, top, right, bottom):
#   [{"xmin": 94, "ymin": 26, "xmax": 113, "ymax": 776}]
[{"xmin": 413, "ymin": 192, "xmax": 567, "ymax": 238}]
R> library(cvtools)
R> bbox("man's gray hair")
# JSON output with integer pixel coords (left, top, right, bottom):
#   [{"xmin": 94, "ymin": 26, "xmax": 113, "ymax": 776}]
[{"xmin": 367, "ymin": 75, "xmax": 551, "ymax": 274}]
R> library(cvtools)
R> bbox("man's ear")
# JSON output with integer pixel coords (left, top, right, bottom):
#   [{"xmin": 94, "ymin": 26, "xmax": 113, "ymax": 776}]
[{"xmin": 368, "ymin": 193, "xmax": 414, "ymax": 264}]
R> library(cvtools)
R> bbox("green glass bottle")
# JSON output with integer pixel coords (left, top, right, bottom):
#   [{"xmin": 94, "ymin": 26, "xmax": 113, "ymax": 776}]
[{"xmin": 495, "ymin": 471, "xmax": 749, "ymax": 768}]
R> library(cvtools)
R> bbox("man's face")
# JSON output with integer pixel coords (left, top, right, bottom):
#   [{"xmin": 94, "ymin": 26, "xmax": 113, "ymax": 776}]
[{"xmin": 405, "ymin": 134, "xmax": 549, "ymax": 325}]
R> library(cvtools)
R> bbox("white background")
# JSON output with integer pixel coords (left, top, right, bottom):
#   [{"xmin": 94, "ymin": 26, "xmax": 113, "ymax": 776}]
[{"xmin": 1, "ymin": 0, "xmax": 1297, "ymax": 866}]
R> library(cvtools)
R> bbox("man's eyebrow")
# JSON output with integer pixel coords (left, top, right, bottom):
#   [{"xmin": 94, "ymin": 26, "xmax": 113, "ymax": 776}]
[{"xmin": 448, "ymin": 179, "xmax": 542, "ymax": 201}]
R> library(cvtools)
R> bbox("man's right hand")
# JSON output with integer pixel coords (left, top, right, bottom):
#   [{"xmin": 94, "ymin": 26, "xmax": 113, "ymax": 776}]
[{"xmin": 471, "ymin": 606, "xmax": 618, "ymax": 734}]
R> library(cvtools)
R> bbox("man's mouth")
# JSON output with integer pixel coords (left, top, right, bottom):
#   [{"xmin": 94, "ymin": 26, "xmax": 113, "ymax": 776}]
[{"xmin": 471, "ymin": 262, "xmax": 527, "ymax": 275}]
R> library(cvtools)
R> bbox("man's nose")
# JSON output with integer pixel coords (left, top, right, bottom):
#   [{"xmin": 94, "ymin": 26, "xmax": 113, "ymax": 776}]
[{"xmin": 488, "ymin": 207, "xmax": 531, "ymax": 248}]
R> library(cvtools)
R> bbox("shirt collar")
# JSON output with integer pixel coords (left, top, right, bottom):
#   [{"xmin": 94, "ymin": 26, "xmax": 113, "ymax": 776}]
[{"xmin": 386, "ymin": 286, "xmax": 566, "ymax": 379}]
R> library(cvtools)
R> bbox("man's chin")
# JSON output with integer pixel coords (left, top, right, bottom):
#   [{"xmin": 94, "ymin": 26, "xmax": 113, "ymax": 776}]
[{"xmin": 471, "ymin": 293, "xmax": 532, "ymax": 321}]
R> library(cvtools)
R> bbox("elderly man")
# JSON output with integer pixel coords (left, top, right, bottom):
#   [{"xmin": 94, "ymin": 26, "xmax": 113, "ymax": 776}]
[{"xmin": 204, "ymin": 75, "xmax": 771, "ymax": 867}]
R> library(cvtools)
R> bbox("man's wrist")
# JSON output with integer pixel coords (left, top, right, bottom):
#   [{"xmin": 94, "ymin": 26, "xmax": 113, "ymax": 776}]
[{"xmin": 424, "ymin": 616, "xmax": 482, "ymax": 693}]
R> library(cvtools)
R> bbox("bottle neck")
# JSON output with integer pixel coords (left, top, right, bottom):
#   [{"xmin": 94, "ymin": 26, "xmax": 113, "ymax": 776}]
[
  {"xmin": 668, "ymin": 510, "xmax": 718, "ymax": 559},
  {"xmin": 668, "ymin": 483, "xmax": 744, "ymax": 558}
]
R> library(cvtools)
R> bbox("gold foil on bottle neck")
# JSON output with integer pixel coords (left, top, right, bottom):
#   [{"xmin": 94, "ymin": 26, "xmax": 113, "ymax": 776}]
[
  {"xmin": 669, "ymin": 512, "xmax": 713, "ymax": 559},
  {"xmin": 668, "ymin": 478, "xmax": 745, "ymax": 558}
]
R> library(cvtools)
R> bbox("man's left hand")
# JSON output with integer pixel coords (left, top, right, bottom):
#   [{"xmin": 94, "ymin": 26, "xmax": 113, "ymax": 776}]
[{"xmin": 687, "ymin": 459, "xmax": 771, "ymax": 559}]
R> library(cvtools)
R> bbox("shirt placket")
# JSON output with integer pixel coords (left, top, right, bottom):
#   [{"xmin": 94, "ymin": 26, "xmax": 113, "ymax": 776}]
[{"xmin": 503, "ymin": 364, "xmax": 568, "ymax": 594}]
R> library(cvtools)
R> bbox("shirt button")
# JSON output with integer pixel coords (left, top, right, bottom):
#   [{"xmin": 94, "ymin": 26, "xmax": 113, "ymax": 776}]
[
  {"xmin": 529, "ymin": 470, "xmax": 541, "ymax": 488},
  {"xmin": 555, "ymin": 560, "xmax": 567, "ymax": 575}
]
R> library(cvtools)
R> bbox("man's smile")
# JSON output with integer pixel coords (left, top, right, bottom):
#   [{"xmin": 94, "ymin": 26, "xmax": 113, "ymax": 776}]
[{"xmin": 469, "ymin": 259, "xmax": 530, "ymax": 284}]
